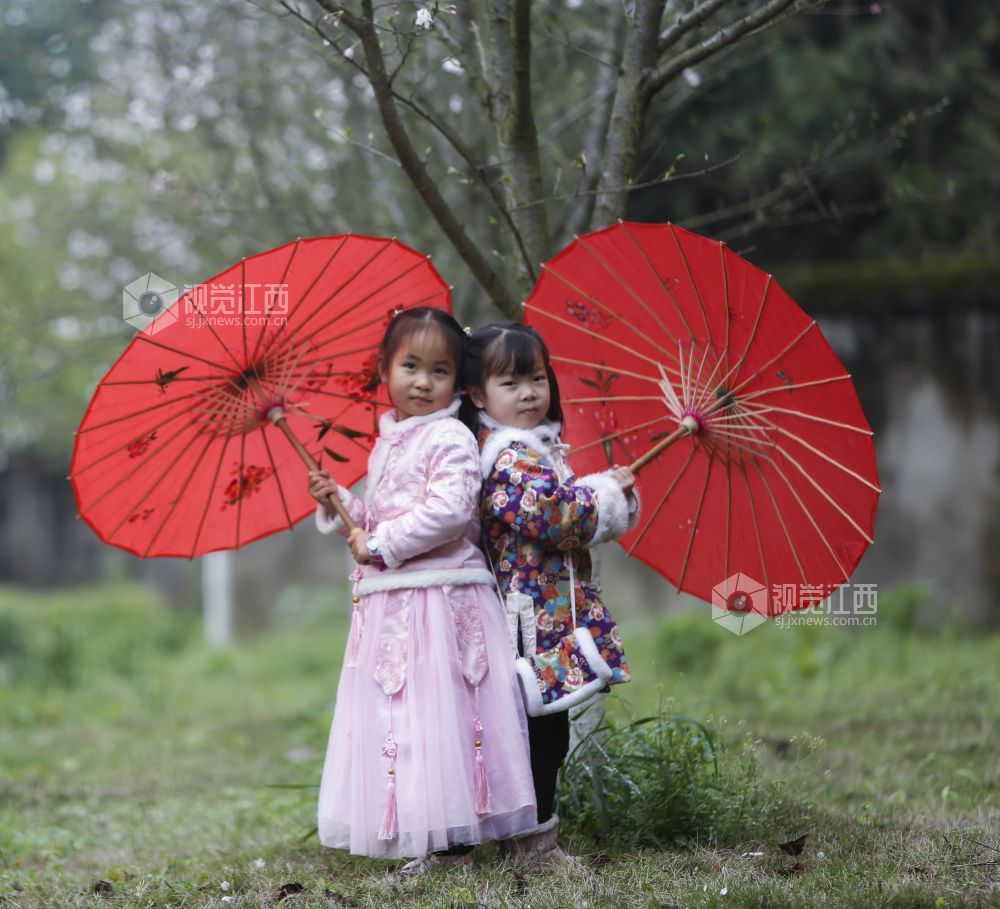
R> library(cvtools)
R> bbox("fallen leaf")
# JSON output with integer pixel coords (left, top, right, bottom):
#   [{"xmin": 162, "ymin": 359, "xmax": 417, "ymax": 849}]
[
  {"xmin": 266, "ymin": 882, "xmax": 306, "ymax": 903},
  {"xmin": 779, "ymin": 834, "xmax": 808, "ymax": 856},
  {"xmin": 91, "ymin": 880, "xmax": 114, "ymax": 896},
  {"xmin": 322, "ymin": 889, "xmax": 347, "ymax": 904}
]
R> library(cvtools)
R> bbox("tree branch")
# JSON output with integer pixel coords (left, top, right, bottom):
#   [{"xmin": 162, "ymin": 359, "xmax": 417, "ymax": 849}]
[
  {"xmin": 323, "ymin": 0, "xmax": 519, "ymax": 318},
  {"xmin": 644, "ymin": 0, "xmax": 804, "ymax": 97},
  {"xmin": 656, "ymin": 0, "xmax": 739, "ymax": 56}
]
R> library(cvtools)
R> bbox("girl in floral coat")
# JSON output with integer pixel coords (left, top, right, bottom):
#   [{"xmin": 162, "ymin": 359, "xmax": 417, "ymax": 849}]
[{"xmin": 460, "ymin": 321, "xmax": 638, "ymax": 863}]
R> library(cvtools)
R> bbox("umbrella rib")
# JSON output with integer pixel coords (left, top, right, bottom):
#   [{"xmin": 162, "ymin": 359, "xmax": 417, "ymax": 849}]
[
  {"xmin": 270, "ymin": 238, "xmax": 416, "ymax": 360},
  {"xmin": 570, "ymin": 413, "xmax": 674, "ymax": 455},
  {"xmin": 240, "ymin": 258, "xmax": 249, "ymax": 373},
  {"xmin": 190, "ymin": 422, "xmax": 237, "ymax": 558},
  {"xmin": 74, "ymin": 399, "xmax": 196, "ymax": 477},
  {"xmin": 143, "ymin": 432, "xmax": 216, "ymax": 557},
  {"xmin": 738, "ymin": 373, "xmax": 852, "ymax": 403},
  {"xmin": 657, "ymin": 363, "xmax": 684, "ymax": 420},
  {"xmin": 739, "ymin": 461, "xmax": 771, "ymax": 603},
  {"xmin": 77, "ymin": 386, "xmax": 221, "ymax": 436},
  {"xmin": 668, "ymin": 223, "xmax": 714, "ymax": 345},
  {"xmin": 626, "ymin": 444, "xmax": 698, "ymax": 556},
  {"xmin": 235, "ymin": 431, "xmax": 247, "ymax": 549},
  {"xmin": 720, "ymin": 242, "xmax": 731, "ymax": 387},
  {"xmin": 286, "ymin": 284, "xmax": 448, "ymax": 366},
  {"xmin": 263, "ymin": 235, "xmax": 354, "ymax": 354},
  {"xmin": 298, "ymin": 257, "xmax": 444, "ymax": 344},
  {"xmin": 761, "ymin": 454, "xmax": 850, "ymax": 579},
  {"xmin": 768, "ymin": 444, "xmax": 875, "ymax": 544},
  {"xmin": 771, "ymin": 424, "xmax": 882, "ymax": 493},
  {"xmin": 524, "ymin": 303, "xmax": 679, "ymax": 376},
  {"xmin": 102, "ymin": 418, "xmax": 213, "ymax": 543},
  {"xmin": 551, "ymin": 355, "xmax": 662, "ymax": 385},
  {"xmin": 619, "ymin": 222, "xmax": 696, "ymax": 340},
  {"xmin": 729, "ymin": 320, "xmax": 818, "ymax": 398},
  {"xmin": 536, "ymin": 262, "xmax": 681, "ymax": 367},
  {"xmin": 259, "ymin": 424, "xmax": 295, "ymax": 531},
  {"xmin": 563, "ymin": 395, "xmax": 665, "ymax": 405},
  {"xmin": 249, "ymin": 238, "xmax": 301, "ymax": 368},
  {"xmin": 572, "ymin": 235, "xmax": 686, "ymax": 360},
  {"xmin": 179, "ymin": 286, "xmax": 251, "ymax": 376},
  {"xmin": 677, "ymin": 447, "xmax": 714, "ymax": 593},
  {"xmin": 751, "ymin": 459, "xmax": 808, "ymax": 586},
  {"xmin": 725, "ymin": 274, "xmax": 773, "ymax": 394},
  {"xmin": 131, "ymin": 333, "xmax": 243, "ymax": 375},
  {"xmin": 739, "ymin": 401, "xmax": 874, "ymax": 435},
  {"xmin": 79, "ymin": 414, "xmax": 199, "ymax": 518}
]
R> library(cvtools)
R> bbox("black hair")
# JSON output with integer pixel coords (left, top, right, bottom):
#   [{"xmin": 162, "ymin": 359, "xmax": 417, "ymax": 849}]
[
  {"xmin": 379, "ymin": 306, "xmax": 466, "ymax": 388},
  {"xmin": 458, "ymin": 321, "xmax": 563, "ymax": 432}
]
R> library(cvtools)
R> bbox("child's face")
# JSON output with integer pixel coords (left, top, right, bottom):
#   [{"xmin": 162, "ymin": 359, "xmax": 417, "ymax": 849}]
[
  {"xmin": 470, "ymin": 354, "xmax": 551, "ymax": 429},
  {"xmin": 380, "ymin": 327, "xmax": 457, "ymax": 421}
]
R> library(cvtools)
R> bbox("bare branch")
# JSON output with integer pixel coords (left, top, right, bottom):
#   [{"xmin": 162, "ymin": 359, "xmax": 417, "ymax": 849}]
[
  {"xmin": 318, "ymin": 0, "xmax": 519, "ymax": 317},
  {"xmin": 644, "ymin": 0, "xmax": 804, "ymax": 97},
  {"xmin": 656, "ymin": 0, "xmax": 739, "ymax": 56}
]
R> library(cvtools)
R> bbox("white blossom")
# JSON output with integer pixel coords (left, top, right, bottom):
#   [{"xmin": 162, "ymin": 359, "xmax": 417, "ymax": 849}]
[{"xmin": 415, "ymin": 8, "xmax": 433, "ymax": 29}]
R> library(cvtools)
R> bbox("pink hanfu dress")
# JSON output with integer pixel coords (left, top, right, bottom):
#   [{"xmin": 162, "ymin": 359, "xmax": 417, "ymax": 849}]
[{"xmin": 314, "ymin": 398, "xmax": 537, "ymax": 858}]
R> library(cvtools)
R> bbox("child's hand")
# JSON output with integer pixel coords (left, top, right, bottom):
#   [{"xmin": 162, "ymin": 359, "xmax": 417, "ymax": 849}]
[
  {"xmin": 611, "ymin": 465, "xmax": 635, "ymax": 496},
  {"xmin": 308, "ymin": 469, "xmax": 338, "ymax": 516},
  {"xmin": 348, "ymin": 527, "xmax": 372, "ymax": 565}
]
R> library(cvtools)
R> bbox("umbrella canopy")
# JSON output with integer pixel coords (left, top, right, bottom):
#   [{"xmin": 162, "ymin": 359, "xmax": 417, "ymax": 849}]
[
  {"xmin": 71, "ymin": 235, "xmax": 450, "ymax": 558},
  {"xmin": 524, "ymin": 221, "xmax": 880, "ymax": 613}
]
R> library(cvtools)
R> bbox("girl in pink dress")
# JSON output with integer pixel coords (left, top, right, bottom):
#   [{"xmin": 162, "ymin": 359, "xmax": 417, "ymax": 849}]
[{"xmin": 307, "ymin": 308, "xmax": 535, "ymax": 869}]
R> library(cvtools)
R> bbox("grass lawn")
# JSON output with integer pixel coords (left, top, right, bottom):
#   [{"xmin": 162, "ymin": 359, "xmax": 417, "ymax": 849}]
[{"xmin": 0, "ymin": 582, "xmax": 997, "ymax": 908}]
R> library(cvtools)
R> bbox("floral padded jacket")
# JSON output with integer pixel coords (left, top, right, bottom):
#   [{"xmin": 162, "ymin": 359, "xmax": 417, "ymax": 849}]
[{"xmin": 477, "ymin": 415, "xmax": 638, "ymax": 715}]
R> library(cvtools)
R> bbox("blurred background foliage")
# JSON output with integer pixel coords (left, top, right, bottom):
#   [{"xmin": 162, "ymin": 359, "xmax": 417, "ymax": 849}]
[{"xmin": 0, "ymin": 0, "xmax": 997, "ymax": 467}]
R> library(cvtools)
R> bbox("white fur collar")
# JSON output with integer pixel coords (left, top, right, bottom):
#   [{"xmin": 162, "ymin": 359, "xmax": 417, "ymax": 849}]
[
  {"xmin": 378, "ymin": 395, "xmax": 461, "ymax": 438},
  {"xmin": 477, "ymin": 414, "xmax": 566, "ymax": 478}
]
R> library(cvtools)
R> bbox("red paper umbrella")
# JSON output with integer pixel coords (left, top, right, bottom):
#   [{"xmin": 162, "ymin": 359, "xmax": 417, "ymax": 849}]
[
  {"xmin": 71, "ymin": 235, "xmax": 450, "ymax": 558},
  {"xmin": 524, "ymin": 222, "xmax": 880, "ymax": 613}
]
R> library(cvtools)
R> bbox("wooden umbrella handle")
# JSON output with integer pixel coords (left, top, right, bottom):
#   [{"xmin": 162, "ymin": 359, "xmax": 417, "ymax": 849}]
[
  {"xmin": 628, "ymin": 416, "xmax": 700, "ymax": 475},
  {"xmin": 269, "ymin": 410, "xmax": 358, "ymax": 532}
]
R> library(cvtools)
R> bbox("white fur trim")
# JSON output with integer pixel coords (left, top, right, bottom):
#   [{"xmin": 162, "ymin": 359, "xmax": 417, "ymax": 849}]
[
  {"xmin": 479, "ymin": 423, "xmax": 558, "ymax": 478},
  {"xmin": 514, "ymin": 657, "xmax": 546, "ymax": 716},
  {"xmin": 516, "ymin": 629, "xmax": 614, "ymax": 717},
  {"xmin": 356, "ymin": 567, "xmax": 494, "ymax": 595},
  {"xmin": 314, "ymin": 498, "xmax": 348, "ymax": 535},
  {"xmin": 626, "ymin": 488, "xmax": 641, "ymax": 531},
  {"xmin": 379, "ymin": 395, "xmax": 461, "ymax": 438},
  {"xmin": 576, "ymin": 471, "xmax": 630, "ymax": 545}
]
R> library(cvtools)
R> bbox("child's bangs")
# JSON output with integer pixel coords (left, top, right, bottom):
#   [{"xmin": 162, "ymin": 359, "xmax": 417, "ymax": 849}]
[{"xmin": 485, "ymin": 330, "xmax": 545, "ymax": 377}]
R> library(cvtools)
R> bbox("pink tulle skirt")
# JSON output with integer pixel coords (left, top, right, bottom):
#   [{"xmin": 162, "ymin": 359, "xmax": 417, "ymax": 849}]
[{"xmin": 317, "ymin": 582, "xmax": 537, "ymax": 858}]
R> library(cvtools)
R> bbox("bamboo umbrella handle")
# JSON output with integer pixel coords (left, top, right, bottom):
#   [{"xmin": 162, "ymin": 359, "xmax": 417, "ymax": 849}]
[
  {"xmin": 628, "ymin": 416, "xmax": 700, "ymax": 475},
  {"xmin": 267, "ymin": 408, "xmax": 358, "ymax": 532}
]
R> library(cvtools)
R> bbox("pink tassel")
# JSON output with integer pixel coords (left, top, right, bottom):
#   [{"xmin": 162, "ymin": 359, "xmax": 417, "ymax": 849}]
[
  {"xmin": 378, "ymin": 772, "xmax": 397, "ymax": 841},
  {"xmin": 473, "ymin": 706, "xmax": 491, "ymax": 815},
  {"xmin": 474, "ymin": 746, "xmax": 491, "ymax": 815}
]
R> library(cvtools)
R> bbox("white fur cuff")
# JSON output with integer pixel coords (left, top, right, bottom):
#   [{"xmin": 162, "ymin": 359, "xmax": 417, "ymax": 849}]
[
  {"xmin": 314, "ymin": 496, "xmax": 349, "ymax": 536},
  {"xmin": 577, "ymin": 471, "xmax": 630, "ymax": 545}
]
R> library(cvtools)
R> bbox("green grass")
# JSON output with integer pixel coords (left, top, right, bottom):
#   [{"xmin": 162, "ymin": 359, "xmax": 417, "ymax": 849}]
[{"xmin": 0, "ymin": 582, "xmax": 997, "ymax": 908}]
